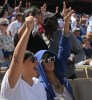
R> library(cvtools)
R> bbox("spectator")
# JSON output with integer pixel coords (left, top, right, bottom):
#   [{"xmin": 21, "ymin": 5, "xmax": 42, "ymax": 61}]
[
  {"xmin": 81, "ymin": 35, "xmax": 92, "ymax": 58},
  {"xmin": 35, "ymin": 2, "xmax": 75, "ymax": 99},
  {"xmin": 42, "ymin": 5, "xmax": 85, "ymax": 79},
  {"xmin": 72, "ymin": 27, "xmax": 82, "ymax": 45},
  {"xmin": 1, "ymin": 16, "xmax": 47, "ymax": 100},
  {"xmin": 7, "ymin": 13, "xmax": 23, "ymax": 39},
  {"xmin": 14, "ymin": 5, "xmax": 48, "ymax": 54},
  {"xmin": 0, "ymin": 18, "xmax": 14, "ymax": 67}
]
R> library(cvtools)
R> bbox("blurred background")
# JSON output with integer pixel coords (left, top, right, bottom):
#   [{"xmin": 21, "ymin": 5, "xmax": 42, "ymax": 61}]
[{"xmin": 0, "ymin": 0, "xmax": 92, "ymax": 14}]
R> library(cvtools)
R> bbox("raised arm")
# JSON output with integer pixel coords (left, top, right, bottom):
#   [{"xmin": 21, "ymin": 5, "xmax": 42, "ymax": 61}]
[
  {"xmin": 8, "ymin": 16, "xmax": 34, "ymax": 88},
  {"xmin": 58, "ymin": 2, "xmax": 74, "ymax": 72}
]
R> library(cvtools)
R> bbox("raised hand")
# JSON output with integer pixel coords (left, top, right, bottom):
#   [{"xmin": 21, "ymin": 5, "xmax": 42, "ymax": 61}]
[
  {"xmin": 41, "ymin": 3, "xmax": 47, "ymax": 16},
  {"xmin": 63, "ymin": 2, "xmax": 74, "ymax": 34},
  {"xmin": 25, "ymin": 16, "xmax": 34, "ymax": 32},
  {"xmin": 5, "ymin": 0, "xmax": 8, "ymax": 4},
  {"xmin": 56, "ymin": 6, "xmax": 59, "ymax": 13}
]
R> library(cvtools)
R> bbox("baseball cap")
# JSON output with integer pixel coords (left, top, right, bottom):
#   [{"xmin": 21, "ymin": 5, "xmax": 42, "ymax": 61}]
[
  {"xmin": 44, "ymin": 12, "xmax": 61, "ymax": 20},
  {"xmin": 72, "ymin": 27, "xmax": 80, "ymax": 33}
]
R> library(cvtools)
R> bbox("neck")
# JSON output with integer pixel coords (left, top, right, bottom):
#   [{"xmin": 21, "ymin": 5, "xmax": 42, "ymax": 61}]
[
  {"xmin": 46, "ymin": 71, "xmax": 58, "ymax": 84},
  {"xmin": 21, "ymin": 74, "xmax": 33, "ymax": 86}
]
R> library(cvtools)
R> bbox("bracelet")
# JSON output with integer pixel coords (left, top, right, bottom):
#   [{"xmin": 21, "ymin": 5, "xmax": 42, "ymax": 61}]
[
  {"xmin": 62, "ymin": 28, "xmax": 70, "ymax": 37},
  {"xmin": 63, "ymin": 33, "xmax": 70, "ymax": 37},
  {"xmin": 62, "ymin": 32, "xmax": 70, "ymax": 37}
]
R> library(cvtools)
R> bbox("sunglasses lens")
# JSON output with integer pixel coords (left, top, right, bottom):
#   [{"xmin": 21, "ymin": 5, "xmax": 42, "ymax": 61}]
[
  {"xmin": 2, "ymin": 24, "xmax": 8, "ymax": 26},
  {"xmin": 51, "ymin": 57, "xmax": 55, "ymax": 62},
  {"xmin": 44, "ymin": 59, "xmax": 48, "ymax": 64},
  {"xmin": 44, "ymin": 56, "xmax": 55, "ymax": 65}
]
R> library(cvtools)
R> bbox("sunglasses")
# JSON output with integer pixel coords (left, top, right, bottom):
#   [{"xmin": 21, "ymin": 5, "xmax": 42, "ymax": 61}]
[
  {"xmin": 1, "ymin": 24, "xmax": 8, "ymax": 27},
  {"xmin": 28, "ymin": 56, "xmax": 37, "ymax": 63},
  {"xmin": 43, "ymin": 56, "xmax": 55, "ymax": 65}
]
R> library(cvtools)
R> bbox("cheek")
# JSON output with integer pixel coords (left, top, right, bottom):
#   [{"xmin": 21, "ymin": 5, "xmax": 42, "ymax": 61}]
[{"xmin": 44, "ymin": 64, "xmax": 55, "ymax": 72}]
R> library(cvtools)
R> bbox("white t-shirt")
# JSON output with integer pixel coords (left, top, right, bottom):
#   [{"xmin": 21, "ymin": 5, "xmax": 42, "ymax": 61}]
[
  {"xmin": 7, "ymin": 20, "xmax": 22, "ymax": 38},
  {"xmin": 1, "ymin": 71, "xmax": 47, "ymax": 100}
]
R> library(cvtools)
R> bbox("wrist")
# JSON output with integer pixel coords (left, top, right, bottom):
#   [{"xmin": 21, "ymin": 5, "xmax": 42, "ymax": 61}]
[
  {"xmin": 62, "ymin": 28, "xmax": 70, "ymax": 37},
  {"xmin": 25, "ymin": 28, "xmax": 32, "ymax": 33}
]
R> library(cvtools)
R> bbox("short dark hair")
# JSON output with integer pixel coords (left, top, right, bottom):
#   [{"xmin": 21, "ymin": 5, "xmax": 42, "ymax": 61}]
[
  {"xmin": 41, "ymin": 52, "xmax": 53, "ymax": 60},
  {"xmin": 23, "ymin": 6, "xmax": 41, "ymax": 20},
  {"xmin": 23, "ymin": 50, "xmax": 34, "ymax": 62},
  {"xmin": 16, "ymin": 12, "xmax": 23, "ymax": 19}
]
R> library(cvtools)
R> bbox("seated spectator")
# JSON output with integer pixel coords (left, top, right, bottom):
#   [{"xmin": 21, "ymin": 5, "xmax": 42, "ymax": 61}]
[
  {"xmin": 0, "ymin": 18, "xmax": 14, "ymax": 67},
  {"xmin": 72, "ymin": 27, "xmax": 82, "ymax": 45},
  {"xmin": 81, "ymin": 35, "xmax": 92, "ymax": 58}
]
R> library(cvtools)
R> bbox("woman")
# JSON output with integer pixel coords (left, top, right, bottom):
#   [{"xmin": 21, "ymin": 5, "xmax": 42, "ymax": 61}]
[
  {"xmin": 35, "ymin": 2, "xmax": 75, "ymax": 100},
  {"xmin": 35, "ymin": 35, "xmax": 75, "ymax": 100}
]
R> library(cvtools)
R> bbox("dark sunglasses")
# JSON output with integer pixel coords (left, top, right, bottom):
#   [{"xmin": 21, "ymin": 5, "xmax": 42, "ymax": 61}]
[
  {"xmin": 44, "ymin": 56, "xmax": 55, "ymax": 65},
  {"xmin": 1, "ymin": 24, "xmax": 8, "ymax": 27},
  {"xmin": 28, "ymin": 56, "xmax": 37, "ymax": 63}
]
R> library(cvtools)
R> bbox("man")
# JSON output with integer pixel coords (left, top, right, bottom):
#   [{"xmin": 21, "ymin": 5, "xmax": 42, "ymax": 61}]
[
  {"xmin": 14, "ymin": 6, "xmax": 48, "ymax": 54},
  {"xmin": 1, "ymin": 16, "xmax": 47, "ymax": 100},
  {"xmin": 7, "ymin": 13, "xmax": 23, "ymax": 39}
]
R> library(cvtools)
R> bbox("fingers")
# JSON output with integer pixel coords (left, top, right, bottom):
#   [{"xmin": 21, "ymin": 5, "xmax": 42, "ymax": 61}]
[
  {"xmin": 63, "ymin": 1, "xmax": 66, "ymax": 15},
  {"xmin": 56, "ymin": 6, "xmax": 59, "ymax": 13},
  {"xmin": 25, "ymin": 16, "xmax": 34, "ymax": 22},
  {"xmin": 64, "ymin": 9, "xmax": 74, "ymax": 21},
  {"xmin": 63, "ymin": 1, "xmax": 66, "ymax": 11},
  {"xmin": 25, "ymin": 16, "xmax": 34, "ymax": 31}
]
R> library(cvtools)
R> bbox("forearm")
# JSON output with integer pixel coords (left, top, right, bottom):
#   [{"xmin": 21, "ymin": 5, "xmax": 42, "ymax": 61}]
[
  {"xmin": 8, "ymin": 28, "xmax": 31, "ymax": 87},
  {"xmin": 13, "ymin": 29, "xmax": 31, "ymax": 63},
  {"xmin": 18, "ymin": 22, "xmax": 26, "ymax": 39},
  {"xmin": 58, "ymin": 34, "xmax": 70, "ymax": 60},
  {"xmin": 64, "ymin": 19, "xmax": 70, "ymax": 34}
]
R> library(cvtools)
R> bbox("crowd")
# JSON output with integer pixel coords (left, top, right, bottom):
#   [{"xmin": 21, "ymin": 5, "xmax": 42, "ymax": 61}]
[{"xmin": 0, "ymin": 0, "xmax": 92, "ymax": 100}]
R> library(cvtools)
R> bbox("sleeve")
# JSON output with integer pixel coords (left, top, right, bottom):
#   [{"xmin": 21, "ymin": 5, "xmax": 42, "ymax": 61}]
[
  {"xmin": 69, "ymin": 33, "xmax": 85, "ymax": 63},
  {"xmin": 0, "ymin": 4, "xmax": 7, "ymax": 18},
  {"xmin": 58, "ymin": 33, "xmax": 71, "ymax": 75},
  {"xmin": 1, "ymin": 70, "xmax": 21, "ymax": 98}
]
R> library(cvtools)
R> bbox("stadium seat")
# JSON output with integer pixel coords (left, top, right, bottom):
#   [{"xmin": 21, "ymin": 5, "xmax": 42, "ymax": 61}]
[
  {"xmin": 68, "ymin": 79, "xmax": 79, "ymax": 100},
  {"xmin": 74, "ymin": 78, "xmax": 92, "ymax": 100},
  {"xmin": 87, "ymin": 67, "xmax": 92, "ymax": 78},
  {"xmin": 0, "ymin": 67, "xmax": 7, "ymax": 80},
  {"xmin": 75, "ymin": 67, "xmax": 87, "ymax": 78}
]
